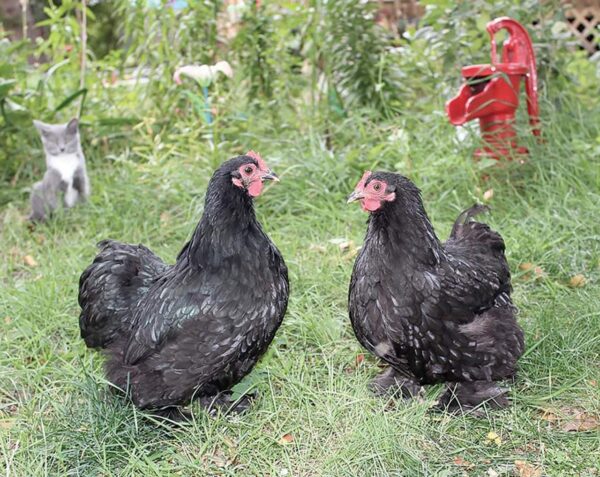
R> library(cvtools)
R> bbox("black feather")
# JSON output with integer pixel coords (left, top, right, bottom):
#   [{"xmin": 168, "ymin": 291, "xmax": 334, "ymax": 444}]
[
  {"xmin": 348, "ymin": 173, "xmax": 524, "ymax": 409},
  {"xmin": 78, "ymin": 156, "xmax": 289, "ymax": 411}
]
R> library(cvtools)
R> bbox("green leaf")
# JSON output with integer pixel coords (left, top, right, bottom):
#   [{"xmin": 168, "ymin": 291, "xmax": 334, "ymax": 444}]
[
  {"xmin": 0, "ymin": 62, "xmax": 14, "ymax": 77},
  {"xmin": 1, "ymin": 98, "xmax": 31, "ymax": 125},
  {"xmin": 0, "ymin": 78, "xmax": 17, "ymax": 99},
  {"xmin": 182, "ymin": 90, "xmax": 209, "ymax": 119},
  {"xmin": 476, "ymin": 158, "xmax": 498, "ymax": 170},
  {"xmin": 54, "ymin": 89, "xmax": 87, "ymax": 113},
  {"xmin": 44, "ymin": 59, "xmax": 71, "ymax": 82},
  {"xmin": 229, "ymin": 370, "xmax": 266, "ymax": 401},
  {"xmin": 96, "ymin": 117, "xmax": 140, "ymax": 126}
]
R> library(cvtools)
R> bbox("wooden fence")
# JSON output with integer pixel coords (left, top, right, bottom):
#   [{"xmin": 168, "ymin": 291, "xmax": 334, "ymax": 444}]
[
  {"xmin": 374, "ymin": 0, "xmax": 600, "ymax": 54},
  {"xmin": 563, "ymin": 0, "xmax": 600, "ymax": 53}
]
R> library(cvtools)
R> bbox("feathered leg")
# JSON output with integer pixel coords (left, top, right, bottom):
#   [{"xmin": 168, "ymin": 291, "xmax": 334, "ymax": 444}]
[
  {"xmin": 141, "ymin": 393, "xmax": 255, "ymax": 423},
  {"xmin": 436, "ymin": 381, "xmax": 509, "ymax": 413},
  {"xmin": 198, "ymin": 390, "xmax": 255, "ymax": 416},
  {"xmin": 369, "ymin": 367, "xmax": 422, "ymax": 398}
]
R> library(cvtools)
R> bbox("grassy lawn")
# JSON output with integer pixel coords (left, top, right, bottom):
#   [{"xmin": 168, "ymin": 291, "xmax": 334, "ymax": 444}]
[{"xmin": 1, "ymin": 105, "xmax": 599, "ymax": 476}]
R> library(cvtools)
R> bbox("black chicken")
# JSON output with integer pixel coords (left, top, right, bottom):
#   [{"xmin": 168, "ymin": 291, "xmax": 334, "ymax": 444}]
[
  {"xmin": 347, "ymin": 171, "xmax": 524, "ymax": 412},
  {"xmin": 78, "ymin": 153, "xmax": 289, "ymax": 419}
]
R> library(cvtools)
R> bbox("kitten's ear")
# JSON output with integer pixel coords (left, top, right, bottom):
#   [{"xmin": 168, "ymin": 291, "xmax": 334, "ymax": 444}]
[
  {"xmin": 66, "ymin": 118, "xmax": 79, "ymax": 134},
  {"xmin": 33, "ymin": 120, "xmax": 47, "ymax": 132}
]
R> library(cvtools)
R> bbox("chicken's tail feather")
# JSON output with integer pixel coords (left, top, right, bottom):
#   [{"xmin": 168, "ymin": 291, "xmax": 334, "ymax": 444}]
[
  {"xmin": 78, "ymin": 241, "xmax": 168, "ymax": 349},
  {"xmin": 453, "ymin": 203, "xmax": 490, "ymax": 226},
  {"xmin": 450, "ymin": 204, "xmax": 490, "ymax": 239}
]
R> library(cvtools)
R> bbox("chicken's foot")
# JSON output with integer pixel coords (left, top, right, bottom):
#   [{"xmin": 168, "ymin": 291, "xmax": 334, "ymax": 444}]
[
  {"xmin": 369, "ymin": 367, "xmax": 422, "ymax": 399},
  {"xmin": 145, "ymin": 406, "xmax": 193, "ymax": 424}
]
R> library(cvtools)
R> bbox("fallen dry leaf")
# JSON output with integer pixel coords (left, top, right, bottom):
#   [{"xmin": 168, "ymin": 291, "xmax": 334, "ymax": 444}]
[
  {"xmin": 0, "ymin": 420, "xmax": 14, "ymax": 430},
  {"xmin": 540, "ymin": 407, "xmax": 599, "ymax": 432},
  {"xmin": 355, "ymin": 353, "xmax": 365, "ymax": 366},
  {"xmin": 483, "ymin": 189, "xmax": 494, "ymax": 201},
  {"xmin": 23, "ymin": 255, "xmax": 38, "ymax": 267},
  {"xmin": 568, "ymin": 274, "xmax": 586, "ymax": 288},
  {"xmin": 309, "ymin": 244, "xmax": 327, "ymax": 253},
  {"xmin": 159, "ymin": 212, "xmax": 171, "ymax": 225},
  {"xmin": 201, "ymin": 447, "xmax": 235, "ymax": 469},
  {"xmin": 453, "ymin": 456, "xmax": 474, "ymax": 469},
  {"xmin": 518, "ymin": 263, "xmax": 544, "ymax": 281},
  {"xmin": 561, "ymin": 410, "xmax": 599, "ymax": 432},
  {"xmin": 222, "ymin": 436, "xmax": 237, "ymax": 451},
  {"xmin": 337, "ymin": 240, "xmax": 355, "ymax": 252},
  {"xmin": 515, "ymin": 460, "xmax": 542, "ymax": 477},
  {"xmin": 540, "ymin": 408, "xmax": 559, "ymax": 424},
  {"xmin": 279, "ymin": 433, "xmax": 294, "ymax": 445},
  {"xmin": 211, "ymin": 455, "xmax": 228, "ymax": 468},
  {"xmin": 343, "ymin": 246, "xmax": 360, "ymax": 260},
  {"xmin": 4, "ymin": 316, "xmax": 12, "ymax": 324},
  {"xmin": 328, "ymin": 238, "xmax": 361, "ymax": 260}
]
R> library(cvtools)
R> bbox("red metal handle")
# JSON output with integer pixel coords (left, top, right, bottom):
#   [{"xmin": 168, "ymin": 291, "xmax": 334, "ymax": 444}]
[{"xmin": 487, "ymin": 17, "xmax": 540, "ymax": 136}]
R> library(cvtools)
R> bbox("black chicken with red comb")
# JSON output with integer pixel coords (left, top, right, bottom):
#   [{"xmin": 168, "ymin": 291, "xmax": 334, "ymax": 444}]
[
  {"xmin": 347, "ymin": 171, "xmax": 524, "ymax": 412},
  {"xmin": 78, "ymin": 153, "xmax": 288, "ymax": 419}
]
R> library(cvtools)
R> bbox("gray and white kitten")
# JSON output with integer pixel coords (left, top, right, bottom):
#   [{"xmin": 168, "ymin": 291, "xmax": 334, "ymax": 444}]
[{"xmin": 30, "ymin": 118, "xmax": 90, "ymax": 222}]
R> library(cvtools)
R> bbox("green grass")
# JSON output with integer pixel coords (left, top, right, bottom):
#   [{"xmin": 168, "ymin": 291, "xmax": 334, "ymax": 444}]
[{"xmin": 1, "ymin": 103, "xmax": 599, "ymax": 476}]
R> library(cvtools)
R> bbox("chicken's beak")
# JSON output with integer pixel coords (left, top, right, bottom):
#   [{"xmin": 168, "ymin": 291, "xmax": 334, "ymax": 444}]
[
  {"xmin": 261, "ymin": 170, "xmax": 279, "ymax": 182},
  {"xmin": 347, "ymin": 190, "xmax": 363, "ymax": 203}
]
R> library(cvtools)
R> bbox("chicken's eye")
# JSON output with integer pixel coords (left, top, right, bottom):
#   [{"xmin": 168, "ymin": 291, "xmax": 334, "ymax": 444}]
[
  {"xmin": 373, "ymin": 183, "xmax": 381, "ymax": 192},
  {"xmin": 244, "ymin": 166, "xmax": 254, "ymax": 175}
]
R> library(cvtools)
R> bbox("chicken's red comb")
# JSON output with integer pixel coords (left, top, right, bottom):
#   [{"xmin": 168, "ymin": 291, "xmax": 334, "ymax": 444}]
[
  {"xmin": 356, "ymin": 171, "xmax": 372, "ymax": 190},
  {"xmin": 246, "ymin": 150, "xmax": 267, "ymax": 171}
]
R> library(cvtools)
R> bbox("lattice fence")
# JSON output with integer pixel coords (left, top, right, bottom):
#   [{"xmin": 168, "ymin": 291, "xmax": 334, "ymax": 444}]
[
  {"xmin": 373, "ymin": 0, "xmax": 600, "ymax": 54},
  {"xmin": 563, "ymin": 1, "xmax": 600, "ymax": 53}
]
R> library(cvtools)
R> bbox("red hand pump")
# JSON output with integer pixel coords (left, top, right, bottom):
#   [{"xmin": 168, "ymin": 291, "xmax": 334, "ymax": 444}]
[{"xmin": 446, "ymin": 17, "xmax": 540, "ymax": 160}]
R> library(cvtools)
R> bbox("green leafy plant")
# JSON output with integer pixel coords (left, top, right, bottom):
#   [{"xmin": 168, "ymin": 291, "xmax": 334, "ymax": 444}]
[
  {"xmin": 318, "ymin": 0, "xmax": 402, "ymax": 116},
  {"xmin": 233, "ymin": 1, "xmax": 307, "ymax": 107}
]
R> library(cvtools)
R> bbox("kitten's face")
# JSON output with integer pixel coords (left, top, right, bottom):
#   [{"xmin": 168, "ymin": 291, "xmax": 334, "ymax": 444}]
[{"xmin": 34, "ymin": 118, "xmax": 80, "ymax": 156}]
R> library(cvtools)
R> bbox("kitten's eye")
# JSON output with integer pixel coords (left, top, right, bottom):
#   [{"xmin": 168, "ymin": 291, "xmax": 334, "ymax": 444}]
[
  {"xmin": 244, "ymin": 166, "xmax": 253, "ymax": 174},
  {"xmin": 373, "ymin": 183, "xmax": 381, "ymax": 191}
]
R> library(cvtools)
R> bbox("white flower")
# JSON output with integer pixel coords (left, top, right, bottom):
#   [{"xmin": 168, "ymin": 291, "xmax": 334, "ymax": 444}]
[
  {"xmin": 213, "ymin": 61, "xmax": 233, "ymax": 78},
  {"xmin": 173, "ymin": 65, "xmax": 212, "ymax": 85},
  {"xmin": 173, "ymin": 61, "xmax": 233, "ymax": 86}
]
